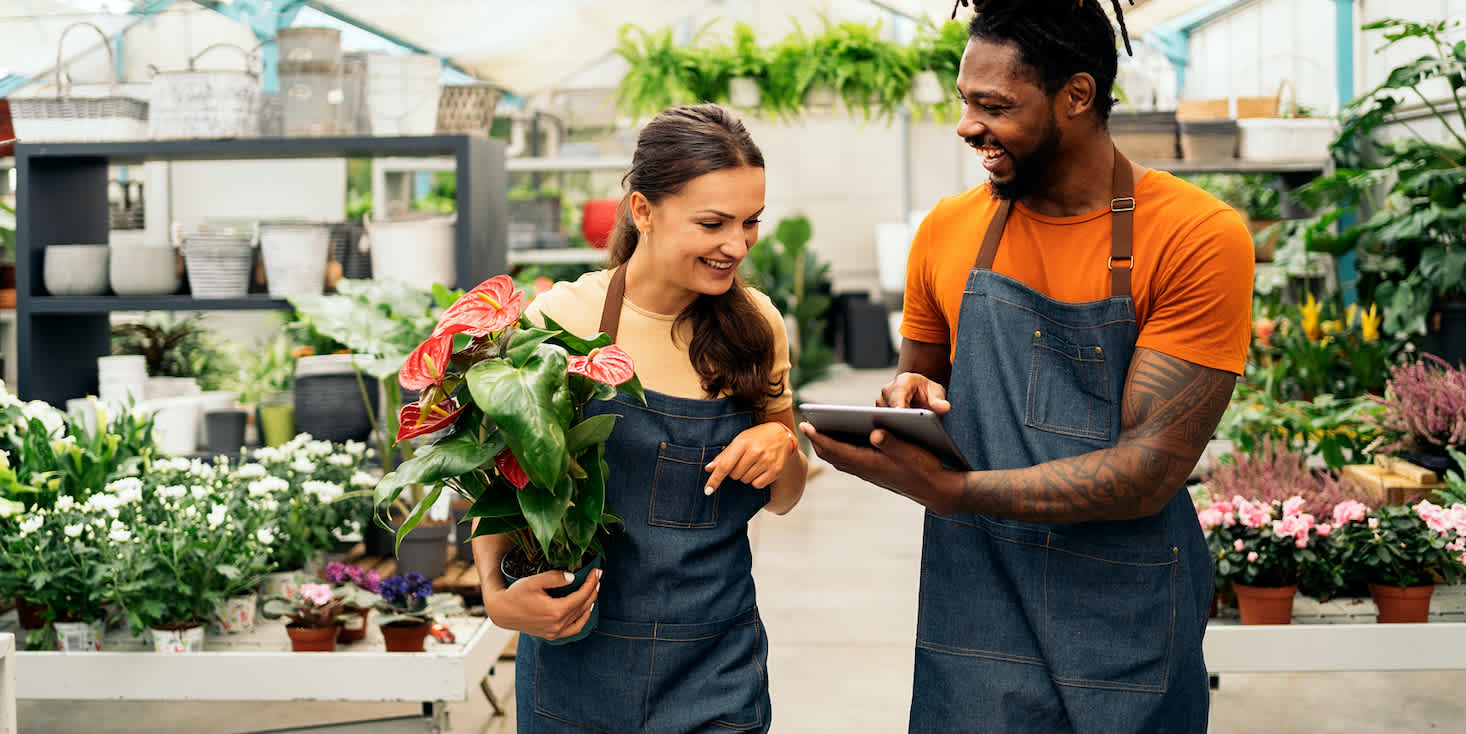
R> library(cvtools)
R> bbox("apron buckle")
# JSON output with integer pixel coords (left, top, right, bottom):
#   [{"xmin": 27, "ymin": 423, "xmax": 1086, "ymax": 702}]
[
  {"xmin": 1107, "ymin": 256, "xmax": 1133, "ymax": 271},
  {"xmin": 1110, "ymin": 196, "xmax": 1136, "ymax": 212}
]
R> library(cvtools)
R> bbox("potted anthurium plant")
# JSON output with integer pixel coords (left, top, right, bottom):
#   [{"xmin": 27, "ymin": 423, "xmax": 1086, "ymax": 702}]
[{"xmin": 375, "ymin": 275, "xmax": 643, "ymax": 642}]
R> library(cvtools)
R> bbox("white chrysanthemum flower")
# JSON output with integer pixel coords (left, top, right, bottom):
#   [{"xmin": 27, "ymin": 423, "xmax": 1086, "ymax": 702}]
[
  {"xmin": 55, "ymin": 495, "xmax": 76, "ymax": 511},
  {"xmin": 109, "ymin": 527, "xmax": 132, "ymax": 543},
  {"xmin": 259, "ymin": 497, "xmax": 280, "ymax": 513},
  {"xmin": 305, "ymin": 440, "xmax": 333, "ymax": 458},
  {"xmin": 64, "ymin": 523, "xmax": 84, "ymax": 538},
  {"xmin": 23, "ymin": 400, "xmax": 66, "ymax": 435},
  {"xmin": 256, "ymin": 527, "xmax": 276, "ymax": 545},
  {"xmin": 248, "ymin": 476, "xmax": 289, "ymax": 497},
  {"xmin": 189, "ymin": 485, "xmax": 210, "ymax": 501},
  {"xmin": 326, "ymin": 454, "xmax": 353, "ymax": 467},
  {"xmin": 158, "ymin": 457, "xmax": 193, "ymax": 473},
  {"xmin": 350, "ymin": 471, "xmax": 378, "ymax": 488},
  {"xmin": 303, "ymin": 480, "xmax": 343, "ymax": 503},
  {"xmin": 207, "ymin": 504, "xmax": 228, "ymax": 528},
  {"xmin": 158, "ymin": 485, "xmax": 189, "ymax": 499},
  {"xmin": 106, "ymin": 476, "xmax": 144, "ymax": 496},
  {"xmin": 183, "ymin": 504, "xmax": 199, "ymax": 519},
  {"xmin": 0, "ymin": 497, "xmax": 24, "ymax": 518},
  {"xmin": 290, "ymin": 458, "xmax": 316, "ymax": 474},
  {"xmin": 234, "ymin": 463, "xmax": 268, "ymax": 479},
  {"xmin": 253, "ymin": 447, "xmax": 283, "ymax": 464},
  {"xmin": 84, "ymin": 493, "xmax": 122, "ymax": 517},
  {"xmin": 344, "ymin": 440, "xmax": 366, "ymax": 457},
  {"xmin": 188, "ymin": 460, "xmax": 216, "ymax": 479},
  {"xmin": 18, "ymin": 515, "xmax": 44, "ymax": 535}
]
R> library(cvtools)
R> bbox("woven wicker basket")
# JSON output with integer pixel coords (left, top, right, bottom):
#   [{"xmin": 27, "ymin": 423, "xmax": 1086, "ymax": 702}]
[
  {"xmin": 8, "ymin": 22, "xmax": 149, "ymax": 143},
  {"xmin": 436, "ymin": 83, "xmax": 503, "ymax": 135}
]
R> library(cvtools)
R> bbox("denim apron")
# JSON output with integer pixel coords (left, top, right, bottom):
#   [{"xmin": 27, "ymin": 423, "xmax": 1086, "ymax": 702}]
[
  {"xmin": 909, "ymin": 151, "xmax": 1213, "ymax": 734},
  {"xmin": 518, "ymin": 265, "xmax": 773, "ymax": 733}
]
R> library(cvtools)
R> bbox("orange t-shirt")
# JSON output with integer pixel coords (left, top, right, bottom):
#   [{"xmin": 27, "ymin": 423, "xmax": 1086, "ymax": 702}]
[{"xmin": 901, "ymin": 170, "xmax": 1254, "ymax": 375}]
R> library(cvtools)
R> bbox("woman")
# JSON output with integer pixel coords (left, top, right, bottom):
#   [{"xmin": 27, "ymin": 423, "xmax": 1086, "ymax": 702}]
[{"xmin": 472, "ymin": 104, "xmax": 807, "ymax": 733}]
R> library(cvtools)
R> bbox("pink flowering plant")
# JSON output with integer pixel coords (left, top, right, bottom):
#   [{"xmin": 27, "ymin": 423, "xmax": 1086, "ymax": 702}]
[
  {"xmin": 374, "ymin": 275, "xmax": 645, "ymax": 574},
  {"xmin": 1371, "ymin": 355, "xmax": 1466, "ymax": 457},
  {"xmin": 321, "ymin": 560, "xmax": 382, "ymax": 609},
  {"xmin": 263, "ymin": 582, "xmax": 344, "ymax": 629},
  {"xmin": 1330, "ymin": 500, "xmax": 1466, "ymax": 589},
  {"xmin": 1201, "ymin": 495, "xmax": 1329, "ymax": 588}
]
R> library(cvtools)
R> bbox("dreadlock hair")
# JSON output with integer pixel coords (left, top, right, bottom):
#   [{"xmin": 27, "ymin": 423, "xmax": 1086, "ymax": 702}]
[
  {"xmin": 605, "ymin": 104, "xmax": 783, "ymax": 414},
  {"xmin": 951, "ymin": 0, "xmax": 1133, "ymax": 122}
]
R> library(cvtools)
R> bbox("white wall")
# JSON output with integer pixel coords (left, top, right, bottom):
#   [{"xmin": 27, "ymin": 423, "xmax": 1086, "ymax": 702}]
[{"xmin": 1184, "ymin": 0, "xmax": 1339, "ymax": 113}]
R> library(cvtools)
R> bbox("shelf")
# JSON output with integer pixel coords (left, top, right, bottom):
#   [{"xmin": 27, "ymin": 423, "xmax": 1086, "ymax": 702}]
[
  {"xmin": 26, "ymin": 294, "xmax": 291, "ymax": 314},
  {"xmin": 506, "ymin": 156, "xmax": 632, "ymax": 173},
  {"xmin": 1140, "ymin": 158, "xmax": 1330, "ymax": 174},
  {"xmin": 507, "ymin": 248, "xmax": 609, "ymax": 266},
  {"xmin": 13, "ymin": 135, "xmax": 487, "ymax": 165}
]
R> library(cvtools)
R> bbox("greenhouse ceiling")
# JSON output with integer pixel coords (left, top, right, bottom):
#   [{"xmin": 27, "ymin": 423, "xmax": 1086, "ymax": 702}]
[{"xmin": 1, "ymin": 0, "xmax": 1223, "ymax": 96}]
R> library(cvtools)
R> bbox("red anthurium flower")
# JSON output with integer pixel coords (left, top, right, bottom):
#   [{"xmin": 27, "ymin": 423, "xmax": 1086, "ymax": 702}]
[
  {"xmin": 398, "ymin": 333, "xmax": 455, "ymax": 391},
  {"xmin": 567, "ymin": 345, "xmax": 635, "ymax": 385},
  {"xmin": 433, "ymin": 275, "xmax": 524, "ymax": 338},
  {"xmin": 495, "ymin": 448, "xmax": 530, "ymax": 490},
  {"xmin": 396, "ymin": 399, "xmax": 467, "ymax": 442}
]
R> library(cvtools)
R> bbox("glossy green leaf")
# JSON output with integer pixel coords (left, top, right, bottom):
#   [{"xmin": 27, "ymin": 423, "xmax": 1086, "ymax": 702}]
[
  {"xmin": 566, "ymin": 414, "xmax": 619, "ymax": 454},
  {"xmin": 394, "ymin": 483, "xmax": 444, "ymax": 552},
  {"xmin": 504, "ymin": 327, "xmax": 559, "ymax": 368},
  {"xmin": 374, "ymin": 429, "xmax": 504, "ymax": 510},
  {"xmin": 519, "ymin": 474, "xmax": 573, "ymax": 559},
  {"xmin": 466, "ymin": 343, "xmax": 571, "ymax": 490}
]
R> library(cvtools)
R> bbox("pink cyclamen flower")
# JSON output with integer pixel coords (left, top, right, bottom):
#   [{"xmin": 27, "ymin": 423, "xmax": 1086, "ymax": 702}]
[
  {"xmin": 1333, "ymin": 500, "xmax": 1369, "ymax": 526},
  {"xmin": 1233, "ymin": 539, "xmax": 1246, "ymax": 552},
  {"xmin": 1247, "ymin": 551, "xmax": 1259, "ymax": 562},
  {"xmin": 300, "ymin": 583, "xmax": 334, "ymax": 607}
]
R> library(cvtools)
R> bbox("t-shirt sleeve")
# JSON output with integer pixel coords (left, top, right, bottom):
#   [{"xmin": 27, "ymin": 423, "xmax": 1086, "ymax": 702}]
[
  {"xmin": 898, "ymin": 209, "xmax": 951, "ymax": 346},
  {"xmin": 1135, "ymin": 207, "xmax": 1254, "ymax": 374},
  {"xmin": 752, "ymin": 290, "xmax": 794, "ymax": 416}
]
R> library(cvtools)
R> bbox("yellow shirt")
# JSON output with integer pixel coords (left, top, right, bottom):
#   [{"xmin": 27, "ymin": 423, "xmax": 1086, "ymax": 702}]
[{"xmin": 525, "ymin": 269, "xmax": 793, "ymax": 415}]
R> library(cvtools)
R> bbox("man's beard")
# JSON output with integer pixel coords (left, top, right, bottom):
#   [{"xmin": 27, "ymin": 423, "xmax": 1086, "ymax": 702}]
[{"xmin": 988, "ymin": 116, "xmax": 1063, "ymax": 202}]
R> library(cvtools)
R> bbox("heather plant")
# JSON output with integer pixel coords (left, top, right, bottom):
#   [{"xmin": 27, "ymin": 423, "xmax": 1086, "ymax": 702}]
[
  {"xmin": 1204, "ymin": 438, "xmax": 1353, "ymax": 520},
  {"xmin": 1371, "ymin": 355, "xmax": 1466, "ymax": 454}
]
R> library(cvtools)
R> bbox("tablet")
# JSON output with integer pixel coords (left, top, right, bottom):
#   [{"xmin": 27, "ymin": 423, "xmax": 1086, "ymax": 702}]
[{"xmin": 798, "ymin": 403, "xmax": 971, "ymax": 471}]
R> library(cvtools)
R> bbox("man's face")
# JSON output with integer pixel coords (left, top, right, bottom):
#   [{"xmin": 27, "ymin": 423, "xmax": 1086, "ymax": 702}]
[{"xmin": 955, "ymin": 37, "xmax": 1065, "ymax": 201}]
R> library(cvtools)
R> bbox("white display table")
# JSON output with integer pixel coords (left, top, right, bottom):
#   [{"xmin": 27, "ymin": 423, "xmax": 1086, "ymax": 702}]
[{"xmin": 3, "ymin": 613, "xmax": 514, "ymax": 733}]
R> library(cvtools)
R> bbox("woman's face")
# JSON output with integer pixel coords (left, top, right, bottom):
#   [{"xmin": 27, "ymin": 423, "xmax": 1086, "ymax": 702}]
[{"xmin": 629, "ymin": 165, "xmax": 766, "ymax": 311}]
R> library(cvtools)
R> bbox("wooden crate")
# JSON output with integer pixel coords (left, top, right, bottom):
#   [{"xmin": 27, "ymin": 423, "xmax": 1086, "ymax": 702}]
[{"xmin": 1340, "ymin": 459, "xmax": 1443, "ymax": 506}]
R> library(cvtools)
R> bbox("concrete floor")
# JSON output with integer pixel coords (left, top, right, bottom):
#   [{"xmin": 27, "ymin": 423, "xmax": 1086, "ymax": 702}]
[{"xmin": 18, "ymin": 366, "xmax": 1466, "ymax": 732}]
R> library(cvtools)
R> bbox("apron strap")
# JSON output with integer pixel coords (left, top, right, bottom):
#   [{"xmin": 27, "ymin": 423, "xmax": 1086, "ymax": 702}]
[
  {"xmin": 599, "ymin": 264, "xmax": 628, "ymax": 342},
  {"xmin": 971, "ymin": 147, "xmax": 1138, "ymax": 298}
]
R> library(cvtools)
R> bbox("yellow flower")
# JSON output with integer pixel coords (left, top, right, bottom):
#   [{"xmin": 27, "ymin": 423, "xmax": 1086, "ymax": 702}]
[
  {"xmin": 1360, "ymin": 303, "xmax": 1381, "ymax": 343},
  {"xmin": 1322, "ymin": 320, "xmax": 1344, "ymax": 335},
  {"xmin": 1301, "ymin": 293, "xmax": 1323, "ymax": 341},
  {"xmin": 1344, "ymin": 303, "xmax": 1359, "ymax": 329}
]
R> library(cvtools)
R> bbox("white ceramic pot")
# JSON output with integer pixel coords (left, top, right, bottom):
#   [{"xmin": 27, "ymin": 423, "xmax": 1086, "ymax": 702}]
[
  {"xmin": 259, "ymin": 570, "xmax": 305, "ymax": 600},
  {"xmin": 54, "ymin": 619, "xmax": 106, "ymax": 652},
  {"xmin": 210, "ymin": 593, "xmax": 258, "ymax": 634},
  {"xmin": 109, "ymin": 245, "xmax": 180, "ymax": 296},
  {"xmin": 362, "ymin": 213, "xmax": 456, "ymax": 292},
  {"xmin": 259, "ymin": 222, "xmax": 331, "ymax": 296},
  {"xmin": 144, "ymin": 376, "xmax": 201, "ymax": 400},
  {"xmin": 150, "ymin": 624, "xmax": 206, "ymax": 653},
  {"xmin": 804, "ymin": 83, "xmax": 839, "ymax": 109},
  {"xmin": 43, "ymin": 244, "xmax": 110, "ymax": 296},
  {"xmin": 729, "ymin": 77, "xmax": 762, "ymax": 109},
  {"xmin": 147, "ymin": 395, "xmax": 204, "ymax": 456}
]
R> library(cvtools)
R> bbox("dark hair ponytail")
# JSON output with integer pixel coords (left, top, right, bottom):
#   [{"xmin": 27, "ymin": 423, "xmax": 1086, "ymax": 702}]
[{"xmin": 607, "ymin": 104, "xmax": 783, "ymax": 414}]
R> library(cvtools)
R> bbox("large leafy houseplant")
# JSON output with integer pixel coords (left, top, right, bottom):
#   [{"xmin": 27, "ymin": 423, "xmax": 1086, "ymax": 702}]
[
  {"xmin": 907, "ymin": 19, "xmax": 967, "ymax": 122},
  {"xmin": 739, "ymin": 216, "xmax": 835, "ymax": 395},
  {"xmin": 809, "ymin": 19, "xmax": 913, "ymax": 121},
  {"xmin": 376, "ymin": 275, "xmax": 644, "ymax": 575},
  {"xmin": 1291, "ymin": 18, "xmax": 1466, "ymax": 337}
]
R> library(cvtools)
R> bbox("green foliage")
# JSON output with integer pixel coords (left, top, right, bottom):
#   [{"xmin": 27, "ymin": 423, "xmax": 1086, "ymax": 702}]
[
  {"xmin": 0, "ymin": 198, "xmax": 15, "ymax": 263},
  {"xmin": 1332, "ymin": 503, "xmax": 1465, "ymax": 588},
  {"xmin": 110, "ymin": 314, "xmax": 233, "ymax": 389},
  {"xmin": 1184, "ymin": 173, "xmax": 1282, "ymax": 220},
  {"xmin": 221, "ymin": 329, "xmax": 296, "ymax": 405},
  {"xmin": 1217, "ymin": 384, "xmax": 1385, "ymax": 471},
  {"xmin": 1290, "ymin": 17, "xmax": 1466, "ymax": 335},
  {"xmin": 908, "ymin": 19, "xmax": 967, "ymax": 123},
  {"xmin": 1246, "ymin": 294, "xmax": 1405, "ymax": 402},
  {"xmin": 740, "ymin": 215, "xmax": 835, "ymax": 394}
]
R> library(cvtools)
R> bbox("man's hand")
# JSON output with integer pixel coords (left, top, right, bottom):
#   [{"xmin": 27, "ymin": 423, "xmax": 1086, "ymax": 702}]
[
  {"xmin": 482, "ymin": 568, "xmax": 601, "ymax": 641},
  {"xmin": 878, "ymin": 372, "xmax": 951, "ymax": 414},
  {"xmin": 800, "ymin": 422, "xmax": 964, "ymax": 513}
]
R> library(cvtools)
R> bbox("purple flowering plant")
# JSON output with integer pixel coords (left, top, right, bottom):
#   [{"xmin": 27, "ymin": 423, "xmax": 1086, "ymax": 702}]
[
  {"xmin": 1372, "ymin": 355, "xmax": 1466, "ymax": 454},
  {"xmin": 375, "ymin": 573, "xmax": 457, "ymax": 625},
  {"xmin": 322, "ymin": 561, "xmax": 382, "ymax": 609}
]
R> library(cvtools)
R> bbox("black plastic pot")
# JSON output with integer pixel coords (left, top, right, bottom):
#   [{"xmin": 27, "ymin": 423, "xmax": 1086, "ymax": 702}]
[
  {"xmin": 203, "ymin": 409, "xmax": 248, "ymax": 455},
  {"xmin": 393, "ymin": 520, "xmax": 451, "ymax": 580},
  {"xmin": 500, "ymin": 547, "xmax": 601, "ymax": 646},
  {"xmin": 1420, "ymin": 302, "xmax": 1466, "ymax": 367}
]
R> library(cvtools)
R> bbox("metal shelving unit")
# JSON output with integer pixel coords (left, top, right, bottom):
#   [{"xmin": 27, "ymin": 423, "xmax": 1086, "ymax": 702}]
[{"xmin": 14, "ymin": 135, "xmax": 509, "ymax": 406}]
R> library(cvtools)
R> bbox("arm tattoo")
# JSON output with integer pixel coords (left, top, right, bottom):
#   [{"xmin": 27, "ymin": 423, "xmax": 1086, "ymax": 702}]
[{"xmin": 956, "ymin": 349, "xmax": 1237, "ymax": 523}]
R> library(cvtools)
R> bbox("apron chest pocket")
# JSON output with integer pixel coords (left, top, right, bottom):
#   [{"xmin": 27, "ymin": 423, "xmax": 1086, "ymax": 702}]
[
  {"xmin": 650, "ymin": 442, "xmax": 723, "ymax": 529},
  {"xmin": 1026, "ymin": 329, "xmax": 1115, "ymax": 442}
]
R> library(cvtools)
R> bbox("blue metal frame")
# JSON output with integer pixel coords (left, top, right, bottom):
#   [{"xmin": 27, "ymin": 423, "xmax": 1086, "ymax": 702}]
[{"xmin": 1334, "ymin": 0, "xmax": 1358, "ymax": 303}]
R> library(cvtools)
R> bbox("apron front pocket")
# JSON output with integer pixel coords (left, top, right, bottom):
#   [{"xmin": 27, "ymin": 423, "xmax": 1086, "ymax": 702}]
[
  {"xmin": 648, "ymin": 614, "xmax": 769, "ymax": 732},
  {"xmin": 1025, "ymin": 329, "xmax": 1114, "ymax": 442},
  {"xmin": 1043, "ymin": 538, "xmax": 1178, "ymax": 693},
  {"xmin": 649, "ymin": 442, "xmax": 723, "ymax": 529},
  {"xmin": 533, "ymin": 624, "xmax": 652, "ymax": 732}
]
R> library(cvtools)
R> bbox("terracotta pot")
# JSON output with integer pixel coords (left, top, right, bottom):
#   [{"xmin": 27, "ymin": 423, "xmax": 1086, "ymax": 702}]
[
  {"xmin": 1369, "ymin": 583, "xmax": 1435, "ymax": 624},
  {"xmin": 337, "ymin": 605, "xmax": 372, "ymax": 643},
  {"xmin": 286, "ymin": 623, "xmax": 339, "ymax": 652},
  {"xmin": 1232, "ymin": 583, "xmax": 1297, "ymax": 625},
  {"xmin": 580, "ymin": 198, "xmax": 619, "ymax": 250},
  {"xmin": 380, "ymin": 620, "xmax": 431, "ymax": 652}
]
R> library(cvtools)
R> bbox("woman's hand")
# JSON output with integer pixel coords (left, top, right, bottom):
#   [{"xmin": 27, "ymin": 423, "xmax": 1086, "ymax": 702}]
[
  {"xmin": 482, "ymin": 568, "xmax": 601, "ymax": 641},
  {"xmin": 705, "ymin": 421, "xmax": 799, "ymax": 494}
]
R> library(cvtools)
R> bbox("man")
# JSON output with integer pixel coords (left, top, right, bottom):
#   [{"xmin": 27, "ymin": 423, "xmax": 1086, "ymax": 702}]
[{"xmin": 803, "ymin": 1, "xmax": 1253, "ymax": 732}]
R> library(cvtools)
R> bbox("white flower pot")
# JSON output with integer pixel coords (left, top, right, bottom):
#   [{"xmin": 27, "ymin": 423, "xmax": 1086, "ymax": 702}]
[
  {"xmin": 728, "ymin": 77, "xmax": 762, "ymax": 109},
  {"xmin": 260, "ymin": 570, "xmax": 305, "ymax": 600},
  {"xmin": 150, "ymin": 624, "xmax": 206, "ymax": 653},
  {"xmin": 109, "ymin": 245, "xmax": 180, "ymax": 296},
  {"xmin": 911, "ymin": 70, "xmax": 947, "ymax": 106},
  {"xmin": 804, "ymin": 83, "xmax": 838, "ymax": 109},
  {"xmin": 362, "ymin": 212, "xmax": 456, "ymax": 292},
  {"xmin": 210, "ymin": 593, "xmax": 258, "ymax": 634},
  {"xmin": 54, "ymin": 619, "xmax": 106, "ymax": 652},
  {"xmin": 43, "ymin": 244, "xmax": 110, "ymax": 296},
  {"xmin": 146, "ymin": 395, "xmax": 204, "ymax": 456},
  {"xmin": 259, "ymin": 222, "xmax": 331, "ymax": 297}
]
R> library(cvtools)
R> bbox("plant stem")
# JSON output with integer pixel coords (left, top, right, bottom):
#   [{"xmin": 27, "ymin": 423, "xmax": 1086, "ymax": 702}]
[{"xmin": 1411, "ymin": 83, "xmax": 1466, "ymax": 151}]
